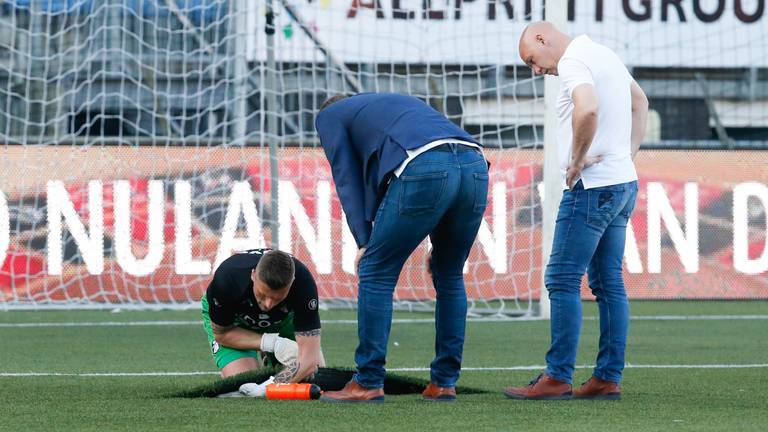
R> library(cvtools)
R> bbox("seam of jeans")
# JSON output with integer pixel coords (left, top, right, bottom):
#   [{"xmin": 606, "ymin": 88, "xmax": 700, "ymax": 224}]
[
  {"xmin": 604, "ymin": 271, "xmax": 613, "ymax": 379},
  {"xmin": 406, "ymin": 161, "xmax": 458, "ymax": 168},
  {"xmin": 372, "ymin": 181, "xmax": 394, "ymax": 227},
  {"xmin": 586, "ymin": 189, "xmax": 591, "ymax": 227},
  {"xmin": 557, "ymin": 290, "xmax": 562, "ymax": 377},
  {"xmin": 556, "ymin": 191, "xmax": 579, "ymax": 258},
  {"xmin": 400, "ymin": 171, "xmax": 450, "ymax": 181},
  {"xmin": 549, "ymin": 288, "xmax": 562, "ymax": 381},
  {"xmin": 622, "ymin": 186, "xmax": 638, "ymax": 219},
  {"xmin": 362, "ymin": 182, "xmax": 397, "ymax": 275},
  {"xmin": 594, "ymin": 253, "xmax": 606, "ymax": 377},
  {"xmin": 559, "ymin": 191, "xmax": 578, "ymax": 383}
]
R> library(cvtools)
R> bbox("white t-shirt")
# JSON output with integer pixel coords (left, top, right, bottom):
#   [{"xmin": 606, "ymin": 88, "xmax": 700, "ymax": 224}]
[{"xmin": 557, "ymin": 35, "xmax": 638, "ymax": 189}]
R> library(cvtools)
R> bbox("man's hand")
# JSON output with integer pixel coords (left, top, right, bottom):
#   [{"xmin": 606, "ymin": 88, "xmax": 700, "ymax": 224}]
[
  {"xmin": 274, "ymin": 329, "xmax": 323, "ymax": 383},
  {"xmin": 565, "ymin": 163, "xmax": 582, "ymax": 190},
  {"xmin": 583, "ymin": 155, "xmax": 603, "ymax": 168},
  {"xmin": 355, "ymin": 247, "xmax": 367, "ymax": 273},
  {"xmin": 260, "ymin": 333, "xmax": 298, "ymax": 365},
  {"xmin": 566, "ymin": 155, "xmax": 603, "ymax": 189}
]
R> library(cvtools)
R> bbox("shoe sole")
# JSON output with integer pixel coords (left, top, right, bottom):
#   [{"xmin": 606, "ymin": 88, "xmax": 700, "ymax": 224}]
[
  {"xmin": 573, "ymin": 393, "xmax": 621, "ymax": 401},
  {"xmin": 320, "ymin": 396, "xmax": 385, "ymax": 403},
  {"xmin": 504, "ymin": 392, "xmax": 573, "ymax": 401}
]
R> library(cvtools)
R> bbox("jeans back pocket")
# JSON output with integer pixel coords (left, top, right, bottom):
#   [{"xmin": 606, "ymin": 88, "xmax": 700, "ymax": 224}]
[
  {"xmin": 587, "ymin": 184, "xmax": 626, "ymax": 229},
  {"xmin": 473, "ymin": 172, "xmax": 489, "ymax": 213},
  {"xmin": 399, "ymin": 171, "xmax": 448, "ymax": 215}
]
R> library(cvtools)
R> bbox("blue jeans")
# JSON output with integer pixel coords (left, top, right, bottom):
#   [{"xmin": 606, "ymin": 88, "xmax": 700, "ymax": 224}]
[
  {"xmin": 544, "ymin": 179, "xmax": 638, "ymax": 385},
  {"xmin": 354, "ymin": 144, "xmax": 489, "ymax": 389}
]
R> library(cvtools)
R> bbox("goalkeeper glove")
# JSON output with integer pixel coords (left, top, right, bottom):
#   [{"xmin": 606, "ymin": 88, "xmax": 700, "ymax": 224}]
[
  {"xmin": 260, "ymin": 333, "xmax": 298, "ymax": 365},
  {"xmin": 239, "ymin": 376, "xmax": 275, "ymax": 398}
]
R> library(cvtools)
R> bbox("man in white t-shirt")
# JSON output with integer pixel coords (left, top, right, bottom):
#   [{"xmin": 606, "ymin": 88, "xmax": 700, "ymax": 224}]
[{"xmin": 505, "ymin": 22, "xmax": 648, "ymax": 401}]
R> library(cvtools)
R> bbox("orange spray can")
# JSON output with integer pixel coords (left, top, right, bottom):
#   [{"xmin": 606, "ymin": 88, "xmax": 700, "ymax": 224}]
[{"xmin": 265, "ymin": 383, "xmax": 322, "ymax": 400}]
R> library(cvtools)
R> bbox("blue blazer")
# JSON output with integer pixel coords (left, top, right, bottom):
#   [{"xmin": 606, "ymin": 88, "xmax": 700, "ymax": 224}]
[{"xmin": 315, "ymin": 93, "xmax": 479, "ymax": 248}]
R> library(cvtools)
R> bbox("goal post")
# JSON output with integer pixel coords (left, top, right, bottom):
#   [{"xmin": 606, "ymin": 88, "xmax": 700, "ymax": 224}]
[{"xmin": 540, "ymin": 0, "xmax": 569, "ymax": 320}]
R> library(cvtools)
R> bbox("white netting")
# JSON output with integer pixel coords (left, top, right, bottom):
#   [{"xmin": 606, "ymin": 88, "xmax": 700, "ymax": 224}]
[
  {"xmin": 0, "ymin": 0, "xmax": 544, "ymax": 315},
  {"xmin": 1, "ymin": 1, "xmax": 766, "ymax": 312}
]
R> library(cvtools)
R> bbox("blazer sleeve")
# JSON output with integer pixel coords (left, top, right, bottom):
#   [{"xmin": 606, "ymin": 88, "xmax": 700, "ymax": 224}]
[{"xmin": 316, "ymin": 115, "xmax": 372, "ymax": 248}]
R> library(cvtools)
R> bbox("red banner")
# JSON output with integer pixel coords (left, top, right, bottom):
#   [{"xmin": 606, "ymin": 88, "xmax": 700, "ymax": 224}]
[{"xmin": 1, "ymin": 147, "xmax": 766, "ymax": 305}]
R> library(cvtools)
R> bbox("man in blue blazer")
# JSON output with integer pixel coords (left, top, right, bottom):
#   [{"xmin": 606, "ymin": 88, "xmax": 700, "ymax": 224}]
[{"xmin": 316, "ymin": 93, "xmax": 489, "ymax": 402}]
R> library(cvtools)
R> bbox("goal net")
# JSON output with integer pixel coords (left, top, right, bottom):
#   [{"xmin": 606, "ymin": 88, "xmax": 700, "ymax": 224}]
[{"xmin": 1, "ymin": 1, "xmax": 766, "ymax": 313}]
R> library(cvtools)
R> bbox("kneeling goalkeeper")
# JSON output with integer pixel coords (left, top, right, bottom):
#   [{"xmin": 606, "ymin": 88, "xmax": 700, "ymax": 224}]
[{"xmin": 201, "ymin": 248, "xmax": 324, "ymax": 383}]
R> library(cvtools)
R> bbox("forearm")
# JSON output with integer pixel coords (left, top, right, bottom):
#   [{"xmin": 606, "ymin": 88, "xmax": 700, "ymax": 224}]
[
  {"xmin": 629, "ymin": 81, "xmax": 649, "ymax": 159},
  {"xmin": 630, "ymin": 103, "xmax": 648, "ymax": 159},
  {"xmin": 214, "ymin": 326, "xmax": 263, "ymax": 351},
  {"xmin": 571, "ymin": 108, "xmax": 598, "ymax": 164},
  {"xmin": 274, "ymin": 359, "xmax": 319, "ymax": 384},
  {"xmin": 274, "ymin": 329, "xmax": 323, "ymax": 383}
]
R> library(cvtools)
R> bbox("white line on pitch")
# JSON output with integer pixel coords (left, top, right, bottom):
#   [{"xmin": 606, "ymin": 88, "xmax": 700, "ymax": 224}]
[
  {"xmin": 325, "ymin": 315, "xmax": 768, "ymax": 324},
  {"xmin": 389, "ymin": 364, "xmax": 768, "ymax": 372},
  {"xmin": 2, "ymin": 364, "xmax": 768, "ymax": 377},
  {"xmin": 0, "ymin": 321, "xmax": 201, "ymax": 328},
  {"xmin": 625, "ymin": 314, "xmax": 768, "ymax": 321},
  {"xmin": 0, "ymin": 371, "xmax": 218, "ymax": 377},
  {"xmin": 1, "ymin": 314, "xmax": 767, "ymax": 328}
]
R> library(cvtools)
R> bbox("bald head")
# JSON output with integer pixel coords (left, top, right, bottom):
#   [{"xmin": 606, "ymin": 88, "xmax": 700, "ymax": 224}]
[
  {"xmin": 518, "ymin": 21, "xmax": 572, "ymax": 76},
  {"xmin": 519, "ymin": 21, "xmax": 558, "ymax": 48}
]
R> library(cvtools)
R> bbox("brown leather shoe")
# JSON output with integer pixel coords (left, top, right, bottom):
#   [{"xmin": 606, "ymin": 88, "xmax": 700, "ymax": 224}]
[
  {"xmin": 320, "ymin": 380, "xmax": 385, "ymax": 403},
  {"xmin": 422, "ymin": 383, "xmax": 456, "ymax": 402},
  {"xmin": 504, "ymin": 374, "xmax": 572, "ymax": 400},
  {"xmin": 573, "ymin": 376, "xmax": 621, "ymax": 400}
]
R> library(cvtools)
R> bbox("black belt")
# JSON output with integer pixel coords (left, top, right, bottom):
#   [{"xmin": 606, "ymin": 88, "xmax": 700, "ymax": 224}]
[{"xmin": 431, "ymin": 143, "xmax": 482, "ymax": 153}]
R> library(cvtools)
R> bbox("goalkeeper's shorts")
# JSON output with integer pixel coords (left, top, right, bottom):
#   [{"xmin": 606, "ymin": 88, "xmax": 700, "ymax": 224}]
[{"xmin": 200, "ymin": 295, "xmax": 295, "ymax": 369}]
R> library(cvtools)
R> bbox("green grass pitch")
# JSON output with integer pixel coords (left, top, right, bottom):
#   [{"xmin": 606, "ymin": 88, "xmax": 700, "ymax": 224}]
[{"xmin": 1, "ymin": 301, "xmax": 766, "ymax": 431}]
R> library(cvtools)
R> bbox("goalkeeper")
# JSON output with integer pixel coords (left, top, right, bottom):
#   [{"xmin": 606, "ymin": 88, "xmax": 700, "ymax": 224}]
[{"xmin": 201, "ymin": 248, "xmax": 324, "ymax": 383}]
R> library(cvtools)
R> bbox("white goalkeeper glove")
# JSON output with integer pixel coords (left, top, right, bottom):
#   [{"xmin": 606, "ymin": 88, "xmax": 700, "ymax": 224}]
[
  {"xmin": 239, "ymin": 376, "xmax": 275, "ymax": 398},
  {"xmin": 259, "ymin": 333, "xmax": 298, "ymax": 365}
]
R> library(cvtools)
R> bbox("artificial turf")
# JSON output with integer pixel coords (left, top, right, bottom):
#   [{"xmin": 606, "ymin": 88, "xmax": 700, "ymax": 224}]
[{"xmin": 1, "ymin": 301, "xmax": 766, "ymax": 431}]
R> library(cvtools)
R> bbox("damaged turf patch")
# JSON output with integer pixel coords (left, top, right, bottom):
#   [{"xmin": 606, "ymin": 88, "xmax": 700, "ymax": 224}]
[{"xmin": 175, "ymin": 367, "xmax": 488, "ymax": 397}]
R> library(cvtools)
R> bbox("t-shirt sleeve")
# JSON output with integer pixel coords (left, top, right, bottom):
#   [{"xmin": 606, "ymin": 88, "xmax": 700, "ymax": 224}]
[
  {"xmin": 206, "ymin": 272, "xmax": 236, "ymax": 327},
  {"xmin": 621, "ymin": 64, "xmax": 634, "ymax": 83},
  {"xmin": 289, "ymin": 261, "xmax": 321, "ymax": 332},
  {"xmin": 558, "ymin": 57, "xmax": 595, "ymax": 97}
]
